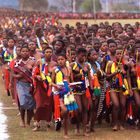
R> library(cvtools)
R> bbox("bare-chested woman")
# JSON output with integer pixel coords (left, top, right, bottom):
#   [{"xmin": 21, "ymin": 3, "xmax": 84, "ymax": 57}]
[
  {"xmin": 71, "ymin": 48, "xmax": 91, "ymax": 136},
  {"xmin": 13, "ymin": 46, "xmax": 36, "ymax": 127},
  {"xmin": 33, "ymin": 47, "xmax": 57, "ymax": 131}
]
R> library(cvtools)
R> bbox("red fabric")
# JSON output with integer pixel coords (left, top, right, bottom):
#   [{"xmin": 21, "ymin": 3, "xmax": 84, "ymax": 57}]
[
  {"xmin": 106, "ymin": 89, "xmax": 110, "ymax": 108},
  {"xmin": 53, "ymin": 95, "xmax": 61, "ymax": 121},
  {"xmin": 117, "ymin": 73, "xmax": 123, "ymax": 86},
  {"xmin": 9, "ymin": 59, "xmax": 16, "ymax": 69},
  {"xmin": 86, "ymin": 87, "xmax": 91, "ymax": 99},
  {"xmin": 127, "ymin": 102, "xmax": 133, "ymax": 118},
  {"xmin": 34, "ymin": 80, "xmax": 53, "ymax": 122},
  {"xmin": 33, "ymin": 65, "xmax": 53, "ymax": 122},
  {"xmin": 136, "ymin": 66, "xmax": 140, "ymax": 77},
  {"xmin": 4, "ymin": 68, "xmax": 10, "ymax": 90}
]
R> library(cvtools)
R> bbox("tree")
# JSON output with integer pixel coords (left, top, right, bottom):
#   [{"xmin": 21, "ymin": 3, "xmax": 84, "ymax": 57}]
[
  {"xmin": 80, "ymin": 0, "xmax": 102, "ymax": 13},
  {"xmin": 49, "ymin": 6, "xmax": 59, "ymax": 12},
  {"xmin": 111, "ymin": 3, "xmax": 139, "ymax": 12},
  {"xmin": 20, "ymin": 0, "xmax": 48, "ymax": 11}
]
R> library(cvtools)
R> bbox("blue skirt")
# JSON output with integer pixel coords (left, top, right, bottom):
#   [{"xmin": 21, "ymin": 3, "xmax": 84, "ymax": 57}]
[{"xmin": 16, "ymin": 81, "xmax": 36, "ymax": 110}]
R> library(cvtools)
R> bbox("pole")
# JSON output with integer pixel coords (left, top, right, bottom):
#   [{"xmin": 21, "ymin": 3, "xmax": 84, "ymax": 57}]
[
  {"xmin": 73, "ymin": 0, "xmax": 76, "ymax": 13},
  {"xmin": 93, "ymin": 0, "xmax": 96, "ymax": 20}
]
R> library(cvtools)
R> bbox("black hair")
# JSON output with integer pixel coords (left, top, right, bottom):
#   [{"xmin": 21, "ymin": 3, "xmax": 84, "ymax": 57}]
[
  {"xmin": 25, "ymin": 27, "xmax": 31, "ymax": 32},
  {"xmin": 76, "ymin": 47, "xmax": 87, "ymax": 55},
  {"xmin": 107, "ymin": 39, "xmax": 117, "ymax": 46},
  {"xmin": 135, "ymin": 40, "xmax": 140, "ymax": 45},
  {"xmin": 8, "ymin": 38, "xmax": 16, "ymax": 43},
  {"xmin": 57, "ymin": 53, "xmax": 66, "ymax": 59},
  {"xmin": 44, "ymin": 47, "xmax": 53, "ymax": 52},
  {"xmin": 20, "ymin": 46, "xmax": 29, "ymax": 51},
  {"xmin": 88, "ymin": 48, "xmax": 96, "ymax": 57}
]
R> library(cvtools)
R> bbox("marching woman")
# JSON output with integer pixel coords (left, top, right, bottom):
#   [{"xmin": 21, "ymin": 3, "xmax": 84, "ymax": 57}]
[
  {"xmin": 128, "ymin": 46, "xmax": 140, "ymax": 128},
  {"xmin": 87, "ymin": 49, "xmax": 104, "ymax": 132},
  {"xmin": 2, "ymin": 38, "xmax": 16, "ymax": 99},
  {"xmin": 32, "ymin": 47, "xmax": 56, "ymax": 131},
  {"xmin": 13, "ymin": 46, "xmax": 36, "ymax": 127},
  {"xmin": 51, "ymin": 53, "xmax": 78, "ymax": 139},
  {"xmin": 71, "ymin": 48, "xmax": 91, "ymax": 136},
  {"xmin": 106, "ymin": 48, "xmax": 128, "ymax": 131}
]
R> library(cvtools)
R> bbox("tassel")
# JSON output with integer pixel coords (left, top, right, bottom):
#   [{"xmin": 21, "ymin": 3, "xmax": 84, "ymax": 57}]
[
  {"xmin": 136, "ymin": 66, "xmax": 140, "ymax": 90},
  {"xmin": 69, "ymin": 94, "xmax": 75, "ymax": 103},
  {"xmin": 4, "ymin": 68, "xmax": 10, "ymax": 91},
  {"xmin": 123, "ymin": 78, "xmax": 129, "ymax": 95},
  {"xmin": 127, "ymin": 101, "xmax": 134, "ymax": 125},
  {"xmin": 56, "ymin": 71, "xmax": 63, "ymax": 84},
  {"xmin": 47, "ymin": 85, "xmax": 52, "ymax": 96},
  {"xmin": 86, "ymin": 87, "xmax": 91, "ymax": 99},
  {"xmin": 106, "ymin": 89, "xmax": 110, "ymax": 108},
  {"xmin": 53, "ymin": 95, "xmax": 61, "ymax": 121},
  {"xmin": 64, "ymin": 95, "xmax": 70, "ymax": 105},
  {"xmin": 137, "ymin": 77, "xmax": 140, "ymax": 90},
  {"xmin": 117, "ymin": 73, "xmax": 123, "ymax": 87},
  {"xmin": 111, "ymin": 62, "xmax": 116, "ymax": 74},
  {"xmin": 92, "ymin": 74, "xmax": 101, "ymax": 96}
]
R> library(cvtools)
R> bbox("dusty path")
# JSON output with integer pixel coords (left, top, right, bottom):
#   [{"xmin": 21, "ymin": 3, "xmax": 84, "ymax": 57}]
[{"xmin": 0, "ymin": 102, "xmax": 9, "ymax": 140}]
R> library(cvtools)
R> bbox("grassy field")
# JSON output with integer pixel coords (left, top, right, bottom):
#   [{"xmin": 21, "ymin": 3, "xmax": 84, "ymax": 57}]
[
  {"xmin": 60, "ymin": 19, "xmax": 140, "ymax": 26},
  {"xmin": 1, "ymin": 72, "xmax": 140, "ymax": 140}
]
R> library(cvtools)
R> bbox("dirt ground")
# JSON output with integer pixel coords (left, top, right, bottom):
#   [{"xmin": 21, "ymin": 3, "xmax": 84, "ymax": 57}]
[{"xmin": 60, "ymin": 19, "xmax": 140, "ymax": 26}]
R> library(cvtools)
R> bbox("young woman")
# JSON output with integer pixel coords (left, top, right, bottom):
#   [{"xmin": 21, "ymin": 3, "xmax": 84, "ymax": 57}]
[
  {"xmin": 13, "ymin": 46, "xmax": 36, "ymax": 127},
  {"xmin": 106, "ymin": 48, "xmax": 128, "ymax": 131},
  {"xmin": 2, "ymin": 38, "xmax": 16, "ymax": 98},
  {"xmin": 51, "ymin": 53, "xmax": 77, "ymax": 139},
  {"xmin": 71, "ymin": 48, "xmax": 91, "ymax": 136},
  {"xmin": 88, "ymin": 49, "xmax": 104, "ymax": 132},
  {"xmin": 128, "ymin": 46, "xmax": 140, "ymax": 128},
  {"xmin": 32, "ymin": 47, "xmax": 56, "ymax": 131}
]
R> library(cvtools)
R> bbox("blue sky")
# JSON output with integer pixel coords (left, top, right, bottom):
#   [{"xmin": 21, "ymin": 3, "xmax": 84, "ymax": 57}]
[{"xmin": 0, "ymin": 0, "xmax": 19, "ymax": 8}]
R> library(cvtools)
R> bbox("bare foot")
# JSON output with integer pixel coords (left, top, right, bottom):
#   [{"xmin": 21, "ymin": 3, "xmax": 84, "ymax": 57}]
[
  {"xmin": 20, "ymin": 122, "xmax": 25, "ymax": 127},
  {"xmin": 75, "ymin": 129, "xmax": 80, "ymax": 135},
  {"xmin": 112, "ymin": 125, "xmax": 118, "ymax": 131},
  {"xmin": 32, "ymin": 126, "xmax": 40, "ymax": 131},
  {"xmin": 64, "ymin": 135, "xmax": 69, "ymax": 139},
  {"xmin": 119, "ymin": 125, "xmax": 125, "ymax": 130},
  {"xmin": 26, "ymin": 124, "xmax": 31, "ymax": 128},
  {"xmin": 17, "ymin": 112, "xmax": 20, "ymax": 116},
  {"xmin": 83, "ymin": 132, "xmax": 89, "ymax": 137}
]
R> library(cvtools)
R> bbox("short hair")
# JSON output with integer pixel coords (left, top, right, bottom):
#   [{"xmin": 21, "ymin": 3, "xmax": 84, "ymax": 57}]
[
  {"xmin": 57, "ymin": 53, "xmax": 66, "ymax": 59},
  {"xmin": 107, "ymin": 39, "xmax": 117, "ymax": 46},
  {"xmin": 44, "ymin": 47, "xmax": 53, "ymax": 52},
  {"xmin": 20, "ymin": 46, "xmax": 29, "ymax": 51},
  {"xmin": 87, "ymin": 48, "xmax": 96, "ymax": 57},
  {"xmin": 76, "ymin": 47, "xmax": 87, "ymax": 55}
]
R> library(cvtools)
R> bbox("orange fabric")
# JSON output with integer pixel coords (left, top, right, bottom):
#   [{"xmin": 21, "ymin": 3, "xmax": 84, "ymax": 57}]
[
  {"xmin": 117, "ymin": 73, "xmax": 123, "ymax": 87},
  {"xmin": 86, "ymin": 87, "xmax": 91, "ymax": 99},
  {"xmin": 53, "ymin": 95, "xmax": 60, "ymax": 120},
  {"xmin": 92, "ymin": 75, "xmax": 100, "ymax": 88}
]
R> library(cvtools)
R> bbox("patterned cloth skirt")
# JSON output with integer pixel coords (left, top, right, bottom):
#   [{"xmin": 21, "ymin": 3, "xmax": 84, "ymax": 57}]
[{"xmin": 16, "ymin": 81, "xmax": 36, "ymax": 110}]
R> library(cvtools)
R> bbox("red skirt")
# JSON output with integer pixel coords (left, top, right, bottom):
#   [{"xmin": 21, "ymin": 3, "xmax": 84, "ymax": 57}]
[{"xmin": 34, "ymin": 81, "xmax": 53, "ymax": 122}]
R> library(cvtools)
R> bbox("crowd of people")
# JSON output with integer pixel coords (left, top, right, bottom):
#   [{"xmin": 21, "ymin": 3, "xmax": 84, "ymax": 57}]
[
  {"xmin": 0, "ymin": 8, "xmax": 140, "ymax": 19},
  {"xmin": 0, "ymin": 8, "xmax": 140, "ymax": 139}
]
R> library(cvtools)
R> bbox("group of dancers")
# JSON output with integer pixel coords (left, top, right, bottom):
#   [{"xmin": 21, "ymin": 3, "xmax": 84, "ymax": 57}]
[{"xmin": 0, "ymin": 12, "xmax": 140, "ymax": 138}]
